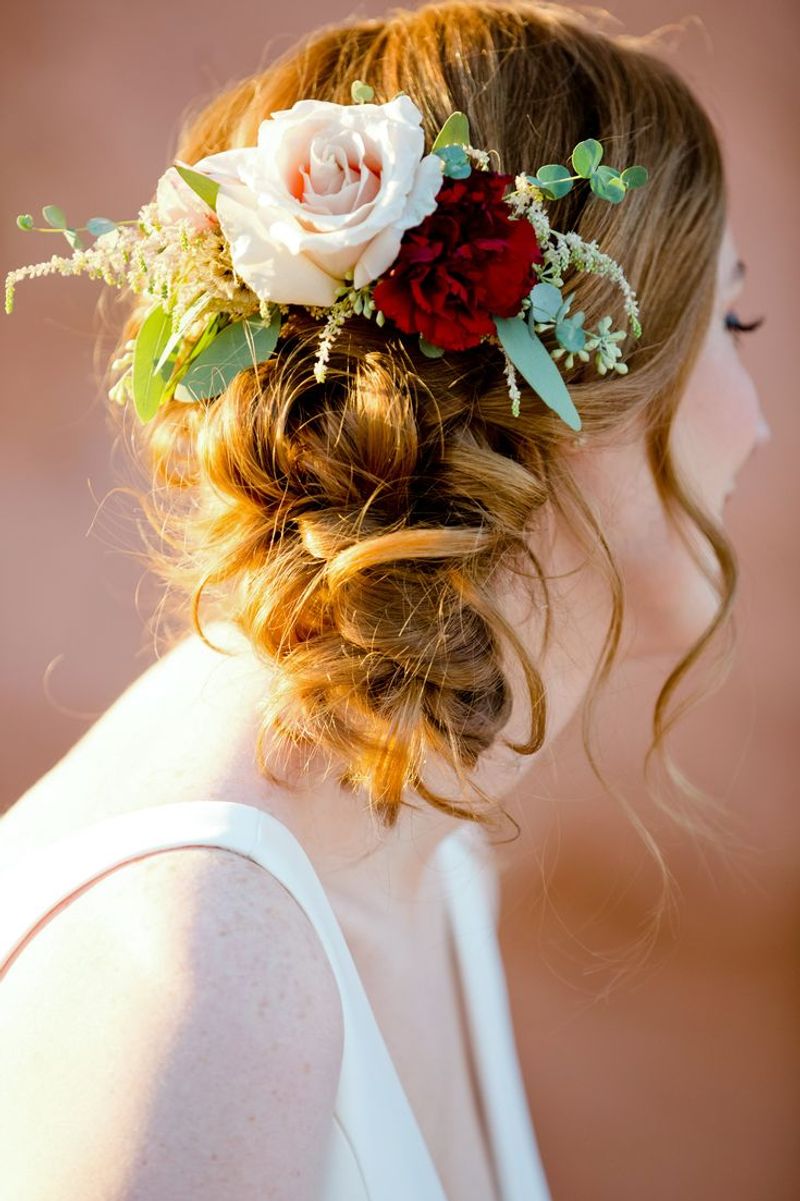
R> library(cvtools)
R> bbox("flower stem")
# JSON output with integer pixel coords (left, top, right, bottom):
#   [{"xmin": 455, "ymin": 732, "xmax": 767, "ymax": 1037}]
[{"xmin": 25, "ymin": 219, "xmax": 139, "ymax": 234}]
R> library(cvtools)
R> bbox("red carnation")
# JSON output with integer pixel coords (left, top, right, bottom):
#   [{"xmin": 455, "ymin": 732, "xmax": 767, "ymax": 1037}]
[{"xmin": 371, "ymin": 170, "xmax": 543, "ymax": 352}]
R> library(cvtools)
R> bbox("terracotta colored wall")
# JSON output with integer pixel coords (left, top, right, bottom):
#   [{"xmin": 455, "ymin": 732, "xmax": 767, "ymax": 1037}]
[{"xmin": 1, "ymin": 0, "xmax": 797, "ymax": 1193}]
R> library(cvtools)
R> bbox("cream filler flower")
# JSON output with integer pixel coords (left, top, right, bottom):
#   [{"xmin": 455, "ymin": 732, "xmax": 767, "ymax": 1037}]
[{"xmin": 190, "ymin": 94, "xmax": 446, "ymax": 307}]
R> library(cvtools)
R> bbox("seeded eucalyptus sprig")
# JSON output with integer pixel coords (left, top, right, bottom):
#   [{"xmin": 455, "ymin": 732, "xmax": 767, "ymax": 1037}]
[
  {"xmin": 520, "ymin": 283, "xmax": 629, "ymax": 375},
  {"xmin": 15, "ymin": 205, "xmax": 130, "ymax": 251}
]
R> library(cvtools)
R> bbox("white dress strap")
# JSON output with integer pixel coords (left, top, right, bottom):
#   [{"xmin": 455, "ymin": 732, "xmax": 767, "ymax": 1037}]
[
  {"xmin": 437, "ymin": 830, "xmax": 552, "ymax": 1201},
  {"xmin": 245, "ymin": 802, "xmax": 452, "ymax": 1201},
  {"xmin": 0, "ymin": 801, "xmax": 262, "ymax": 970}
]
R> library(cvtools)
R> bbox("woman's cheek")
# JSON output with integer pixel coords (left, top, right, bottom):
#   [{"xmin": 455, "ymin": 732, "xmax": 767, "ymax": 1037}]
[
  {"xmin": 625, "ymin": 330, "xmax": 764, "ymax": 654},
  {"xmin": 720, "ymin": 358, "xmax": 764, "ymax": 496},
  {"xmin": 674, "ymin": 319, "xmax": 764, "ymax": 518},
  {"xmin": 618, "ymin": 480, "xmax": 721, "ymax": 659},
  {"xmin": 565, "ymin": 442, "xmax": 714, "ymax": 659}
]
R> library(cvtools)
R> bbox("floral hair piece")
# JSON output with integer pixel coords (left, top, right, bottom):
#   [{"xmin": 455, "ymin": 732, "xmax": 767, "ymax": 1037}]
[{"xmin": 5, "ymin": 79, "xmax": 648, "ymax": 431}]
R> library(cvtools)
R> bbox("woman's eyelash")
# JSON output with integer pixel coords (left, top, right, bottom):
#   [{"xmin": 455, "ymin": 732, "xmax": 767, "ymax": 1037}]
[{"xmin": 725, "ymin": 310, "xmax": 766, "ymax": 339}]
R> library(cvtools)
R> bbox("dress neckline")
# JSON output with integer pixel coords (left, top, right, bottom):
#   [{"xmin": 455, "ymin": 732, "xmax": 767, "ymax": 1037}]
[
  {"xmin": 433, "ymin": 823, "xmax": 552, "ymax": 1201},
  {"xmin": 250, "ymin": 802, "xmax": 550, "ymax": 1201},
  {"xmin": 255, "ymin": 806, "xmax": 499, "ymax": 1198}
]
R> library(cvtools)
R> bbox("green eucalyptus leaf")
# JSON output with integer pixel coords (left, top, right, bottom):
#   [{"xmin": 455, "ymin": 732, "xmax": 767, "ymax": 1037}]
[
  {"xmin": 42, "ymin": 204, "xmax": 67, "ymax": 229},
  {"xmin": 431, "ymin": 111, "xmax": 471, "ymax": 152},
  {"xmin": 571, "ymin": 139, "xmax": 603, "ymax": 178},
  {"xmin": 63, "ymin": 228, "xmax": 84, "ymax": 251},
  {"xmin": 620, "ymin": 164, "xmax": 648, "ymax": 189},
  {"xmin": 160, "ymin": 312, "xmax": 219, "ymax": 386},
  {"xmin": 493, "ymin": 315, "xmax": 582, "ymax": 430},
  {"xmin": 590, "ymin": 165, "xmax": 627, "ymax": 204},
  {"xmin": 132, "ymin": 305, "xmax": 172, "ymax": 423},
  {"xmin": 350, "ymin": 80, "xmax": 374, "ymax": 103},
  {"xmin": 166, "ymin": 314, "xmax": 221, "ymax": 393},
  {"xmin": 419, "ymin": 335, "xmax": 445, "ymax": 358},
  {"xmin": 152, "ymin": 294, "xmax": 211, "ymax": 376},
  {"xmin": 173, "ymin": 164, "xmax": 220, "ymax": 213},
  {"xmin": 530, "ymin": 282, "xmax": 563, "ymax": 323},
  {"xmin": 86, "ymin": 216, "xmax": 117, "ymax": 236},
  {"xmin": 533, "ymin": 163, "xmax": 573, "ymax": 200},
  {"xmin": 175, "ymin": 311, "xmax": 282, "ymax": 401},
  {"xmin": 16, "ymin": 214, "xmax": 33, "ymax": 231},
  {"xmin": 434, "ymin": 144, "xmax": 471, "ymax": 179}
]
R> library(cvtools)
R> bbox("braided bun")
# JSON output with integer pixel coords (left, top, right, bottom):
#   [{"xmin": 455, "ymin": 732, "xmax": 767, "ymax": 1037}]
[{"xmin": 136, "ymin": 310, "xmax": 550, "ymax": 826}]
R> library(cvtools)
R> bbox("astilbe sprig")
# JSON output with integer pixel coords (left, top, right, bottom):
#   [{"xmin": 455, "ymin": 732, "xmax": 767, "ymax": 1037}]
[
  {"xmin": 5, "ymin": 201, "xmax": 257, "ymax": 332},
  {"xmin": 505, "ymin": 173, "xmax": 642, "ymax": 340}
]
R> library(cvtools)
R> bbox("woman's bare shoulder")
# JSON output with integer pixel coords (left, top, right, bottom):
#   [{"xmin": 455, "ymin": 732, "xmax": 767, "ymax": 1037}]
[{"xmin": 1, "ymin": 840, "xmax": 345, "ymax": 1201}]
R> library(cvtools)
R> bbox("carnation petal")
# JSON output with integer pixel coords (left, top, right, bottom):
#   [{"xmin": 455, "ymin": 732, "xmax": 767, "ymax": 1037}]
[{"xmin": 371, "ymin": 168, "xmax": 539, "ymax": 351}]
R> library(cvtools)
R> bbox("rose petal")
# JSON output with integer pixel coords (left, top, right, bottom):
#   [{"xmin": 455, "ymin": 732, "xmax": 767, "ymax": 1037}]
[
  {"xmin": 352, "ymin": 155, "xmax": 444, "ymax": 288},
  {"xmin": 352, "ymin": 225, "xmax": 403, "ymax": 289},
  {"xmin": 215, "ymin": 188, "xmax": 341, "ymax": 306},
  {"xmin": 193, "ymin": 147, "xmax": 259, "ymax": 188}
]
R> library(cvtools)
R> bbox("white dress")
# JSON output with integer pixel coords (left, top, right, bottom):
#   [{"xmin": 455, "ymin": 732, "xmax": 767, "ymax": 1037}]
[{"xmin": 0, "ymin": 800, "xmax": 553, "ymax": 1200}]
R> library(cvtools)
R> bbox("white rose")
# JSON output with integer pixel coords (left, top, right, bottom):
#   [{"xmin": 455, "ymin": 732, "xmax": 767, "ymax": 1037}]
[{"xmin": 192, "ymin": 94, "xmax": 445, "ymax": 307}]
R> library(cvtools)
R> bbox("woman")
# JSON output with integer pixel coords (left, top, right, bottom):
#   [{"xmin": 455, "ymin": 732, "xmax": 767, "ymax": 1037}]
[{"xmin": 0, "ymin": 2, "xmax": 768, "ymax": 1199}]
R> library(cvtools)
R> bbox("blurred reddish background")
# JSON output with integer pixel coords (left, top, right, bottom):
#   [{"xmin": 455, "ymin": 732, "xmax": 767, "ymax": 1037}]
[{"xmin": 1, "ymin": 1, "xmax": 797, "ymax": 1197}]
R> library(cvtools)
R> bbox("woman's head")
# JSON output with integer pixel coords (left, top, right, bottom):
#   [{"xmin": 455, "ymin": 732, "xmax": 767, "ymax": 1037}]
[{"xmin": 116, "ymin": 1, "xmax": 764, "ymax": 840}]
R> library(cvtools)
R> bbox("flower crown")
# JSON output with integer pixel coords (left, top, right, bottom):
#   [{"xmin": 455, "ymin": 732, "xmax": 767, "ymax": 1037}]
[{"xmin": 5, "ymin": 79, "xmax": 648, "ymax": 431}]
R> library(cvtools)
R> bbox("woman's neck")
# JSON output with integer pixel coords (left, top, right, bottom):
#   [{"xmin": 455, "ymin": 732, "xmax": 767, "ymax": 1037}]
[{"xmin": 162, "ymin": 619, "xmax": 473, "ymax": 922}]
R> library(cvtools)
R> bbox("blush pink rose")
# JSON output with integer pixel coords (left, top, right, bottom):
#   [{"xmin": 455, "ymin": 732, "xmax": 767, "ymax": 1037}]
[{"xmin": 190, "ymin": 94, "xmax": 445, "ymax": 307}]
